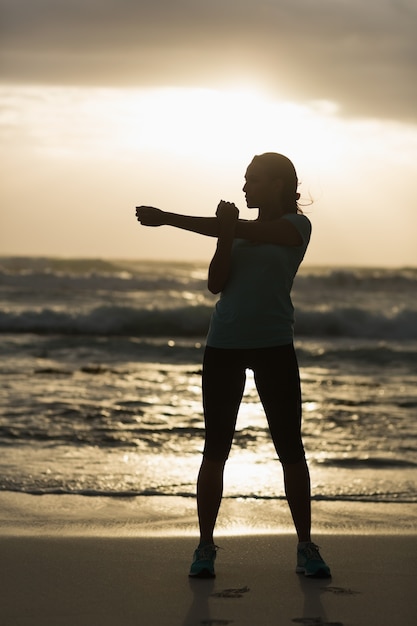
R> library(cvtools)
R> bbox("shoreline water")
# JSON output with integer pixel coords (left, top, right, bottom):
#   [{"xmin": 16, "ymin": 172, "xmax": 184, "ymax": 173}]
[
  {"xmin": 1, "ymin": 492, "xmax": 416, "ymax": 537},
  {"xmin": 2, "ymin": 331, "xmax": 416, "ymax": 502}
]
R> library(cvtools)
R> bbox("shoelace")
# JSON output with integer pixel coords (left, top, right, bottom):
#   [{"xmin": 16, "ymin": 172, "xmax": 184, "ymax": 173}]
[
  {"xmin": 300, "ymin": 543, "xmax": 323, "ymax": 561},
  {"xmin": 196, "ymin": 544, "xmax": 218, "ymax": 560}
]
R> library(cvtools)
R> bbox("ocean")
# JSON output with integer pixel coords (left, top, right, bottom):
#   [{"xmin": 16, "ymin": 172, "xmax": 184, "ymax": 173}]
[{"xmin": 1, "ymin": 256, "xmax": 416, "ymax": 515}]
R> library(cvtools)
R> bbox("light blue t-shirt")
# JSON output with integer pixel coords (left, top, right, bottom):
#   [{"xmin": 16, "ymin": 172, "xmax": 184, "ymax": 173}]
[{"xmin": 206, "ymin": 213, "xmax": 311, "ymax": 349}]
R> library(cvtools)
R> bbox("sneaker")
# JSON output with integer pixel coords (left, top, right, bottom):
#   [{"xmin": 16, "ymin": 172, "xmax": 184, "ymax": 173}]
[
  {"xmin": 189, "ymin": 543, "xmax": 217, "ymax": 578},
  {"xmin": 296, "ymin": 542, "xmax": 331, "ymax": 578}
]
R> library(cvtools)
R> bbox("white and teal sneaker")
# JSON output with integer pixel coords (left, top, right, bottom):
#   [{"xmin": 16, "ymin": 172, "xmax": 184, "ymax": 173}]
[
  {"xmin": 189, "ymin": 543, "xmax": 218, "ymax": 579},
  {"xmin": 296, "ymin": 542, "xmax": 331, "ymax": 578}
]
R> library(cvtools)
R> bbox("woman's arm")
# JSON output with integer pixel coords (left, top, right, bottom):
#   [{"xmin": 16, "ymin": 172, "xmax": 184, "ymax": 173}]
[
  {"xmin": 207, "ymin": 202, "xmax": 239, "ymax": 294},
  {"xmin": 136, "ymin": 206, "xmax": 219, "ymax": 237}
]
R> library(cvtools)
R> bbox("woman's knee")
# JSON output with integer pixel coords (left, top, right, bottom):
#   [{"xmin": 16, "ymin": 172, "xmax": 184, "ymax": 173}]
[
  {"xmin": 202, "ymin": 451, "xmax": 229, "ymax": 465},
  {"xmin": 276, "ymin": 443, "xmax": 305, "ymax": 465},
  {"xmin": 280, "ymin": 454, "xmax": 307, "ymax": 467}
]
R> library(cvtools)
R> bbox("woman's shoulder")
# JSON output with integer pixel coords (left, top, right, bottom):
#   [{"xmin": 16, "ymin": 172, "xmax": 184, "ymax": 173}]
[
  {"xmin": 282, "ymin": 213, "xmax": 312, "ymax": 244},
  {"xmin": 283, "ymin": 212, "xmax": 311, "ymax": 228},
  {"xmin": 283, "ymin": 212, "xmax": 311, "ymax": 225}
]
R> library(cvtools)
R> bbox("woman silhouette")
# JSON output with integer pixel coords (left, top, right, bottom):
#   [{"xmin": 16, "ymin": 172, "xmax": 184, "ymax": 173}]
[{"xmin": 136, "ymin": 152, "xmax": 331, "ymax": 579}]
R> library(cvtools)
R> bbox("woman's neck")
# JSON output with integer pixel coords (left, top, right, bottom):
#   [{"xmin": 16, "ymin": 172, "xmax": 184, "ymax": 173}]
[{"xmin": 256, "ymin": 204, "xmax": 285, "ymax": 221}]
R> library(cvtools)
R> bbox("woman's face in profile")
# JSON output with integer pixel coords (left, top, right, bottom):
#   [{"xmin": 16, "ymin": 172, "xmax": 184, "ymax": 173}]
[{"xmin": 243, "ymin": 162, "xmax": 281, "ymax": 209}]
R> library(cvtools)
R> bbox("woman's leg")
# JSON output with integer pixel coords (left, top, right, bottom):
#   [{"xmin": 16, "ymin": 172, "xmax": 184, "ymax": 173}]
[
  {"xmin": 198, "ymin": 347, "xmax": 246, "ymax": 544},
  {"xmin": 197, "ymin": 457, "xmax": 226, "ymax": 544},
  {"xmin": 282, "ymin": 458, "xmax": 311, "ymax": 542},
  {"xmin": 253, "ymin": 344, "xmax": 311, "ymax": 542}
]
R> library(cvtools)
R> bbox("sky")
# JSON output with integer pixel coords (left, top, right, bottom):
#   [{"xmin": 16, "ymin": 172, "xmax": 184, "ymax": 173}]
[{"xmin": 1, "ymin": 0, "xmax": 416, "ymax": 267}]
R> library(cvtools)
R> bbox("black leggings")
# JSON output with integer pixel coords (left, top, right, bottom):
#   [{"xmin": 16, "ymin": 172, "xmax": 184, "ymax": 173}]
[{"xmin": 202, "ymin": 343, "xmax": 305, "ymax": 464}]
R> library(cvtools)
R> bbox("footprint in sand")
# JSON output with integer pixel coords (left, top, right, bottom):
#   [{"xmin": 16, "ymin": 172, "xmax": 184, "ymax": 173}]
[
  {"xmin": 211, "ymin": 586, "xmax": 250, "ymax": 599},
  {"xmin": 322, "ymin": 586, "xmax": 361, "ymax": 595},
  {"xmin": 201, "ymin": 587, "xmax": 250, "ymax": 625}
]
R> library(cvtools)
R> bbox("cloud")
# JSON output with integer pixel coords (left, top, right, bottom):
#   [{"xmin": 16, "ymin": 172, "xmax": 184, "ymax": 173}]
[{"xmin": 1, "ymin": 0, "xmax": 416, "ymax": 122}]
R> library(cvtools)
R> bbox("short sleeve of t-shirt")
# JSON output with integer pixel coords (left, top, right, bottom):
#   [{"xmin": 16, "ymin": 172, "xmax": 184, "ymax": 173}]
[{"xmin": 282, "ymin": 212, "xmax": 311, "ymax": 246}]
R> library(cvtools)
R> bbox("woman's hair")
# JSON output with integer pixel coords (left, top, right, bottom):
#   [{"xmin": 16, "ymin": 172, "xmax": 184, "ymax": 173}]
[{"xmin": 250, "ymin": 152, "xmax": 301, "ymax": 214}]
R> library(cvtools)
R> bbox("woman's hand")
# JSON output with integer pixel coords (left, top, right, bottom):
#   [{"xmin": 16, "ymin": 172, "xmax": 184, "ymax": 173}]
[
  {"xmin": 135, "ymin": 206, "xmax": 166, "ymax": 226},
  {"xmin": 216, "ymin": 200, "xmax": 239, "ymax": 224}
]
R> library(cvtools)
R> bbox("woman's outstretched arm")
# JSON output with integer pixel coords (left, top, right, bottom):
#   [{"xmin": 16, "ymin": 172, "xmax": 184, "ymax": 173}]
[
  {"xmin": 135, "ymin": 205, "xmax": 302, "ymax": 246},
  {"xmin": 136, "ymin": 206, "xmax": 220, "ymax": 237}
]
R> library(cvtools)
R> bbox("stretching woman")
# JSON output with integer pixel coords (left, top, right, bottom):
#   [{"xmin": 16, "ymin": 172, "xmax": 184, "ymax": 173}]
[{"xmin": 135, "ymin": 152, "xmax": 331, "ymax": 579}]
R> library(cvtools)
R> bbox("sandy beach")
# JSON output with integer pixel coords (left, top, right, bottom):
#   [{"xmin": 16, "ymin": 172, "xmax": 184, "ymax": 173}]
[
  {"xmin": 1, "ymin": 533, "xmax": 415, "ymax": 626},
  {"xmin": 1, "ymin": 494, "xmax": 416, "ymax": 626}
]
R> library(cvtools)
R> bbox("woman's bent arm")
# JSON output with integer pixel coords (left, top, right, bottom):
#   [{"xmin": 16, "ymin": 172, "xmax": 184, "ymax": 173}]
[{"xmin": 207, "ymin": 202, "xmax": 239, "ymax": 294}]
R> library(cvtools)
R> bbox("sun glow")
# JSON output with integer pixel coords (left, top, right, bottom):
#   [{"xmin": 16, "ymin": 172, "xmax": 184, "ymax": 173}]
[{"xmin": 111, "ymin": 86, "xmax": 346, "ymax": 171}]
